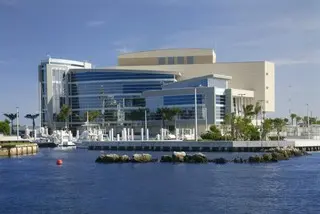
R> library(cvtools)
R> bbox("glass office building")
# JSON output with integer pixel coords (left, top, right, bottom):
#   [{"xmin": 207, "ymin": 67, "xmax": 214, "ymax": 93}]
[{"xmin": 67, "ymin": 69, "xmax": 176, "ymax": 129}]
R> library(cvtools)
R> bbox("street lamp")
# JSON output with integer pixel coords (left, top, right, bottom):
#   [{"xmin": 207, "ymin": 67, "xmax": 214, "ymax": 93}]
[
  {"xmin": 194, "ymin": 84, "xmax": 202, "ymax": 141},
  {"xmin": 306, "ymin": 104, "xmax": 310, "ymax": 139},
  {"xmin": 16, "ymin": 107, "xmax": 19, "ymax": 140}
]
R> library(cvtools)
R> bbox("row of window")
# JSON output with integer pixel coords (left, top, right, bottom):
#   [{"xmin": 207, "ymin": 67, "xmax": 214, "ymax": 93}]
[
  {"xmin": 163, "ymin": 94, "xmax": 204, "ymax": 106},
  {"xmin": 158, "ymin": 56, "xmax": 194, "ymax": 65},
  {"xmin": 70, "ymin": 96, "xmax": 146, "ymax": 109},
  {"xmin": 216, "ymin": 95, "xmax": 226, "ymax": 105},
  {"xmin": 69, "ymin": 71, "xmax": 175, "ymax": 82},
  {"xmin": 69, "ymin": 82, "xmax": 167, "ymax": 96}
]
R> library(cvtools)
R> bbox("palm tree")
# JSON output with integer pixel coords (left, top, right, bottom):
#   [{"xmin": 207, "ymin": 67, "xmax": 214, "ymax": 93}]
[
  {"xmin": 296, "ymin": 116, "xmax": 302, "ymax": 125},
  {"xmin": 25, "ymin": 113, "xmax": 40, "ymax": 138},
  {"xmin": 3, "ymin": 113, "xmax": 17, "ymax": 135},
  {"xmin": 272, "ymin": 118, "xmax": 286, "ymax": 140},
  {"xmin": 156, "ymin": 107, "xmax": 181, "ymax": 129},
  {"xmin": 290, "ymin": 113, "xmax": 297, "ymax": 125},
  {"xmin": 254, "ymin": 102, "xmax": 262, "ymax": 127},
  {"xmin": 242, "ymin": 104, "xmax": 254, "ymax": 119},
  {"xmin": 57, "ymin": 105, "xmax": 71, "ymax": 128}
]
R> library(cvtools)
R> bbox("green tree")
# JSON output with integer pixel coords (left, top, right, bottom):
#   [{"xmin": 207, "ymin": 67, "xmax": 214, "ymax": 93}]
[
  {"xmin": 261, "ymin": 118, "xmax": 273, "ymax": 140},
  {"xmin": 201, "ymin": 125, "xmax": 222, "ymax": 140},
  {"xmin": 57, "ymin": 104, "xmax": 71, "ymax": 128},
  {"xmin": 290, "ymin": 113, "xmax": 297, "ymax": 125},
  {"xmin": 284, "ymin": 118, "xmax": 289, "ymax": 124},
  {"xmin": 296, "ymin": 116, "xmax": 302, "ymax": 125},
  {"xmin": 272, "ymin": 118, "xmax": 286, "ymax": 140},
  {"xmin": 242, "ymin": 104, "xmax": 254, "ymax": 119},
  {"xmin": 84, "ymin": 111, "xmax": 101, "ymax": 122},
  {"xmin": 3, "ymin": 113, "xmax": 17, "ymax": 135},
  {"xmin": 156, "ymin": 107, "xmax": 181, "ymax": 128},
  {"xmin": 254, "ymin": 102, "xmax": 262, "ymax": 127},
  {"xmin": 25, "ymin": 114, "xmax": 40, "ymax": 137},
  {"xmin": 0, "ymin": 120, "xmax": 10, "ymax": 135}
]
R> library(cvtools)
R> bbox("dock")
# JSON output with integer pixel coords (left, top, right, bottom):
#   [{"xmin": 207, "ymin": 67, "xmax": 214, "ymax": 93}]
[{"xmin": 85, "ymin": 139, "xmax": 320, "ymax": 152}]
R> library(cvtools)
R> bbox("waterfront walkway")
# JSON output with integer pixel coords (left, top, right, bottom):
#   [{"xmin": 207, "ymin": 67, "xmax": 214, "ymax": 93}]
[{"xmin": 85, "ymin": 139, "xmax": 320, "ymax": 152}]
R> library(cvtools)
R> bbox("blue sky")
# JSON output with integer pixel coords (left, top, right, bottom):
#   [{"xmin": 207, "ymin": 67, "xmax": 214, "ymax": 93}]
[{"xmin": 0, "ymin": 0, "xmax": 319, "ymax": 125}]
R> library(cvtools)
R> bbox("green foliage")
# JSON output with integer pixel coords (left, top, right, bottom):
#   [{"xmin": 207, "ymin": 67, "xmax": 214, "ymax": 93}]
[
  {"xmin": 0, "ymin": 120, "xmax": 10, "ymax": 135},
  {"xmin": 290, "ymin": 113, "xmax": 297, "ymax": 125},
  {"xmin": 84, "ymin": 111, "xmax": 101, "ymax": 122},
  {"xmin": 57, "ymin": 105, "xmax": 71, "ymax": 122},
  {"xmin": 201, "ymin": 125, "xmax": 222, "ymax": 140},
  {"xmin": 272, "ymin": 118, "xmax": 286, "ymax": 140},
  {"xmin": 3, "ymin": 113, "xmax": 17, "ymax": 135},
  {"xmin": 25, "ymin": 113, "xmax": 39, "ymax": 135},
  {"xmin": 156, "ymin": 107, "xmax": 181, "ymax": 128},
  {"xmin": 261, "ymin": 118, "xmax": 273, "ymax": 140}
]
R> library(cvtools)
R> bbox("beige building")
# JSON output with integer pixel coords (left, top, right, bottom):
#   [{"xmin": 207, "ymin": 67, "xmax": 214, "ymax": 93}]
[{"xmin": 110, "ymin": 48, "xmax": 275, "ymax": 113}]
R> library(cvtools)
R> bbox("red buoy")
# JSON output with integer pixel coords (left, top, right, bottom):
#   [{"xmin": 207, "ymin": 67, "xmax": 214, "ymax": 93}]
[{"xmin": 56, "ymin": 159, "xmax": 63, "ymax": 165}]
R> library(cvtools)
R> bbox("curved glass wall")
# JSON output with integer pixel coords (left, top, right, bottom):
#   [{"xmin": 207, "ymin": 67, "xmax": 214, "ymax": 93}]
[{"xmin": 68, "ymin": 70, "xmax": 176, "ymax": 124}]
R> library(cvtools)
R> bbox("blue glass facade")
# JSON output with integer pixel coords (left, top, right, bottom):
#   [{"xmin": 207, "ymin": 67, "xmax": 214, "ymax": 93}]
[
  {"xmin": 163, "ymin": 94, "xmax": 203, "ymax": 106},
  {"xmin": 216, "ymin": 95, "xmax": 226, "ymax": 121},
  {"xmin": 68, "ymin": 70, "xmax": 176, "ymax": 123}
]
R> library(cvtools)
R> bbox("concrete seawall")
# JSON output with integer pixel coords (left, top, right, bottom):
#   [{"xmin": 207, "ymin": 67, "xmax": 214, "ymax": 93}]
[
  {"xmin": 85, "ymin": 139, "xmax": 320, "ymax": 152},
  {"xmin": 0, "ymin": 144, "xmax": 39, "ymax": 157}
]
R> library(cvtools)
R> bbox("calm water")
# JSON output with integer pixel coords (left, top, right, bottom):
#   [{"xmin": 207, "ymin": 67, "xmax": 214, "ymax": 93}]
[{"xmin": 1, "ymin": 149, "xmax": 320, "ymax": 214}]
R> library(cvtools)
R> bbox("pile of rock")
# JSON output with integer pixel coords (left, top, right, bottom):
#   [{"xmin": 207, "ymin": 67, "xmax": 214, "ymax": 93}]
[
  {"xmin": 161, "ymin": 152, "xmax": 208, "ymax": 163},
  {"xmin": 246, "ymin": 148, "xmax": 309, "ymax": 163},
  {"xmin": 95, "ymin": 153, "xmax": 154, "ymax": 163}
]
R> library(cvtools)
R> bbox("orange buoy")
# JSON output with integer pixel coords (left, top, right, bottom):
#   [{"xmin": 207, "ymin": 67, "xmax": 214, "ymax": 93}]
[{"xmin": 56, "ymin": 159, "xmax": 63, "ymax": 165}]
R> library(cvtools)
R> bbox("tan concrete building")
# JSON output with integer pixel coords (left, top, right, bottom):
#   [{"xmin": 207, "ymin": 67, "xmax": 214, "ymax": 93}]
[{"xmin": 110, "ymin": 48, "xmax": 275, "ymax": 113}]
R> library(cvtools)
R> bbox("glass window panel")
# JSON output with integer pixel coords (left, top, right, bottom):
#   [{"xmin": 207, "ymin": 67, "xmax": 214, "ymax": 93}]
[
  {"xmin": 158, "ymin": 57, "xmax": 166, "ymax": 65},
  {"xmin": 177, "ymin": 57, "xmax": 184, "ymax": 64},
  {"xmin": 187, "ymin": 56, "xmax": 194, "ymax": 64},
  {"xmin": 168, "ymin": 57, "xmax": 175, "ymax": 65}
]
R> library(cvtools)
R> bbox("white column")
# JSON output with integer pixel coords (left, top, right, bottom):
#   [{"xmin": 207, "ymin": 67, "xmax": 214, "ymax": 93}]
[
  {"xmin": 194, "ymin": 87, "xmax": 198, "ymax": 141},
  {"xmin": 161, "ymin": 128, "xmax": 164, "ymax": 140},
  {"xmin": 131, "ymin": 128, "xmax": 134, "ymax": 141},
  {"xmin": 141, "ymin": 128, "xmax": 144, "ymax": 141},
  {"xmin": 146, "ymin": 129, "xmax": 149, "ymax": 141},
  {"xmin": 16, "ymin": 107, "xmax": 19, "ymax": 139},
  {"xmin": 111, "ymin": 128, "xmax": 114, "ymax": 141},
  {"xmin": 117, "ymin": 134, "xmax": 120, "ymax": 141}
]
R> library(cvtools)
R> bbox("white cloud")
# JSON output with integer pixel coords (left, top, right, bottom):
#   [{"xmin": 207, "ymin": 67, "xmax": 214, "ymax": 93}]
[
  {"xmin": 85, "ymin": 21, "xmax": 105, "ymax": 27},
  {"xmin": 116, "ymin": 47, "xmax": 132, "ymax": 54}
]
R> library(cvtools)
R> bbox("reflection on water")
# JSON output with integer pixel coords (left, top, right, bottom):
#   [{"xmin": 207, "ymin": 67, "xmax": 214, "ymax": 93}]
[{"xmin": 0, "ymin": 149, "xmax": 319, "ymax": 214}]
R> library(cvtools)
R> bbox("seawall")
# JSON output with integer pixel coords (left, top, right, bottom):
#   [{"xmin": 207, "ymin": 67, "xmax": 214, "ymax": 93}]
[
  {"xmin": 85, "ymin": 139, "xmax": 320, "ymax": 152},
  {"xmin": 0, "ymin": 144, "xmax": 39, "ymax": 157}
]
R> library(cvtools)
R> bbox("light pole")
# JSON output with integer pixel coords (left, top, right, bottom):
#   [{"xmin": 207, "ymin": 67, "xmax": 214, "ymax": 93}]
[
  {"xmin": 204, "ymin": 107, "xmax": 208, "ymax": 131},
  {"xmin": 288, "ymin": 85, "xmax": 292, "ymax": 117},
  {"xmin": 306, "ymin": 104, "xmax": 310, "ymax": 139},
  {"xmin": 194, "ymin": 87, "xmax": 198, "ymax": 141},
  {"xmin": 144, "ymin": 109, "xmax": 148, "ymax": 138},
  {"xmin": 16, "ymin": 107, "xmax": 19, "ymax": 140}
]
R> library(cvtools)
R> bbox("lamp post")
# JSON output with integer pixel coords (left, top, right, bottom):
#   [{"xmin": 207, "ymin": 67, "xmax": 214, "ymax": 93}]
[
  {"xmin": 306, "ymin": 104, "xmax": 310, "ymax": 139},
  {"xmin": 16, "ymin": 107, "xmax": 19, "ymax": 140},
  {"xmin": 194, "ymin": 87, "xmax": 198, "ymax": 141},
  {"xmin": 144, "ymin": 109, "xmax": 148, "ymax": 138}
]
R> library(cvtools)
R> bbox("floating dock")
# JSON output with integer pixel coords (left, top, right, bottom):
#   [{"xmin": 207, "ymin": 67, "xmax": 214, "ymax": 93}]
[{"xmin": 85, "ymin": 139, "xmax": 320, "ymax": 152}]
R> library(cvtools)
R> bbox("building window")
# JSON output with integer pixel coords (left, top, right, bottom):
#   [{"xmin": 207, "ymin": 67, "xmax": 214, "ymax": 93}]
[
  {"xmin": 163, "ymin": 94, "xmax": 203, "ymax": 106},
  {"xmin": 158, "ymin": 57, "xmax": 166, "ymax": 65},
  {"xmin": 216, "ymin": 95, "xmax": 226, "ymax": 105},
  {"xmin": 266, "ymin": 86, "xmax": 269, "ymax": 89},
  {"xmin": 177, "ymin": 57, "xmax": 184, "ymax": 64},
  {"xmin": 168, "ymin": 57, "xmax": 175, "ymax": 65},
  {"xmin": 187, "ymin": 56, "xmax": 194, "ymax": 64},
  {"xmin": 266, "ymin": 72, "xmax": 268, "ymax": 75}
]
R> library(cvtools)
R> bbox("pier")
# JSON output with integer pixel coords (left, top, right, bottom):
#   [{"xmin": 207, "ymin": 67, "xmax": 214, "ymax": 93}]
[{"xmin": 86, "ymin": 139, "xmax": 320, "ymax": 152}]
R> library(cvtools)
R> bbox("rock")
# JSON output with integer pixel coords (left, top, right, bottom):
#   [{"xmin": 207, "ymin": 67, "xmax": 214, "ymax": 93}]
[
  {"xmin": 271, "ymin": 152, "xmax": 288, "ymax": 161},
  {"xmin": 214, "ymin": 157, "xmax": 228, "ymax": 164},
  {"xmin": 161, "ymin": 155, "xmax": 173, "ymax": 162},
  {"xmin": 233, "ymin": 157, "xmax": 245, "ymax": 163},
  {"xmin": 189, "ymin": 153, "xmax": 208, "ymax": 163},
  {"xmin": 132, "ymin": 153, "xmax": 152, "ymax": 163},
  {"xmin": 248, "ymin": 155, "xmax": 263, "ymax": 163},
  {"xmin": 172, "ymin": 151, "xmax": 186, "ymax": 162},
  {"xmin": 95, "ymin": 154, "xmax": 121, "ymax": 163},
  {"xmin": 120, "ymin": 155, "xmax": 130, "ymax": 162},
  {"xmin": 262, "ymin": 153, "xmax": 273, "ymax": 162}
]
